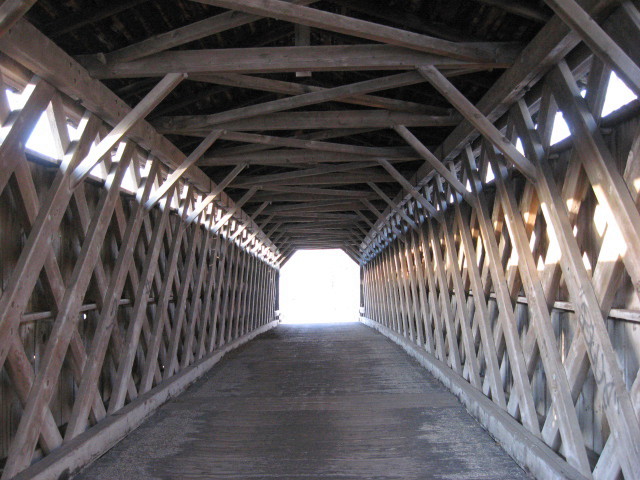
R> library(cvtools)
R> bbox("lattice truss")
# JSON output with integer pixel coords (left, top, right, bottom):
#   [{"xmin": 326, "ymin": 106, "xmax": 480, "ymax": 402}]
[
  {"xmin": 362, "ymin": 56, "xmax": 640, "ymax": 480},
  {"xmin": 0, "ymin": 71, "xmax": 278, "ymax": 478}
]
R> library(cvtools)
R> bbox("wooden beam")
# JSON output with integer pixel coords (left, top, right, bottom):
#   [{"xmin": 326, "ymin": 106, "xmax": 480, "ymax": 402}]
[
  {"xmin": 435, "ymin": 0, "xmax": 618, "ymax": 165},
  {"xmin": 186, "ymin": 163, "xmax": 246, "ymax": 223},
  {"xmin": 192, "ymin": 0, "xmax": 506, "ymax": 62},
  {"xmin": 0, "ymin": 0, "xmax": 36, "ymax": 37},
  {"xmin": 72, "ymin": 73, "xmax": 185, "ymax": 186},
  {"xmin": 156, "ymin": 72, "xmax": 426, "ymax": 131},
  {"xmin": 82, "ymin": 44, "xmax": 513, "ymax": 79},
  {"xmin": 376, "ymin": 159, "xmax": 437, "ymax": 216},
  {"xmin": 192, "ymin": 73, "xmax": 451, "ymax": 114},
  {"xmin": 548, "ymin": 61, "xmax": 640, "ymax": 297},
  {"xmin": 217, "ymin": 130, "xmax": 416, "ymax": 158},
  {"xmin": 418, "ymin": 65, "xmax": 537, "ymax": 181},
  {"xmin": 1, "ymin": 144, "xmax": 133, "ymax": 479},
  {"xmin": 145, "ymin": 129, "xmax": 223, "ymax": 209},
  {"xmin": 511, "ymin": 98, "xmax": 640, "ymax": 477},
  {"xmin": 367, "ymin": 182, "xmax": 419, "ymax": 231},
  {"xmin": 211, "ymin": 188, "xmax": 259, "ymax": 234},
  {"xmin": 231, "ymin": 163, "xmax": 378, "ymax": 187},
  {"xmin": 394, "ymin": 125, "xmax": 472, "ymax": 203},
  {"xmin": 544, "ymin": 0, "xmax": 640, "ymax": 96},
  {"xmin": 0, "ymin": 20, "xmax": 279, "ymax": 259},
  {"xmin": 182, "ymin": 110, "xmax": 458, "ymax": 136},
  {"xmin": 100, "ymin": 0, "xmax": 318, "ymax": 63}
]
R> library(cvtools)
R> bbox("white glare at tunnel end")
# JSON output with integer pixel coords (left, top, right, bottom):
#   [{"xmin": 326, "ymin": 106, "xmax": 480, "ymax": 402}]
[{"xmin": 279, "ymin": 249, "xmax": 360, "ymax": 324}]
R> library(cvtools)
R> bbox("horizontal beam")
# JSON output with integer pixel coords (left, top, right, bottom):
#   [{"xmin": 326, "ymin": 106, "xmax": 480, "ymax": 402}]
[
  {"xmin": 218, "ymin": 130, "xmax": 418, "ymax": 158},
  {"xmin": 81, "ymin": 44, "xmax": 515, "ymax": 78},
  {"xmin": 162, "ymin": 110, "xmax": 459, "ymax": 134}
]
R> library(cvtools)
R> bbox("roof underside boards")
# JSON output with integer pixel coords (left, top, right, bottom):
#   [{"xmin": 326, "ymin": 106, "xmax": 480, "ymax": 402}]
[{"xmin": 23, "ymin": 0, "xmax": 550, "ymax": 258}]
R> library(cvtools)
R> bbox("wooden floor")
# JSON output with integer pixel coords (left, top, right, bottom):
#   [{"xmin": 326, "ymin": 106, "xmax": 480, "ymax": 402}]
[{"xmin": 75, "ymin": 323, "xmax": 530, "ymax": 479}]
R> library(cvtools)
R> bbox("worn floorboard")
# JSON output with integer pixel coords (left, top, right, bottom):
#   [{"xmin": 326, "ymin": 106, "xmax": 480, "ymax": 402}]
[{"xmin": 75, "ymin": 323, "xmax": 530, "ymax": 479}]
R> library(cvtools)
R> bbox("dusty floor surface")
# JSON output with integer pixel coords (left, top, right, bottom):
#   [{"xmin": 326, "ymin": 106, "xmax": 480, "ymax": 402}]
[{"xmin": 75, "ymin": 323, "xmax": 531, "ymax": 479}]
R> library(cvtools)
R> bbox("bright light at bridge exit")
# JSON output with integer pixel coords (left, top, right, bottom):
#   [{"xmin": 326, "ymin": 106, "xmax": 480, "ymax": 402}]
[{"xmin": 279, "ymin": 249, "xmax": 360, "ymax": 324}]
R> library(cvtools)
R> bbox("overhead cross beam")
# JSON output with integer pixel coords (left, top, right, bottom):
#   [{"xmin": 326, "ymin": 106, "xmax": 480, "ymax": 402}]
[
  {"xmin": 83, "ymin": 44, "xmax": 515, "ymax": 79},
  {"xmin": 192, "ymin": 73, "xmax": 451, "ymax": 115},
  {"xmin": 156, "ymin": 71, "xmax": 427, "ymax": 132},
  {"xmin": 169, "ymin": 110, "xmax": 459, "ymax": 136}
]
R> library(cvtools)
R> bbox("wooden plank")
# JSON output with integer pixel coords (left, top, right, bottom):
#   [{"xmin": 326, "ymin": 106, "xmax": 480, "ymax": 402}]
[
  {"xmin": 84, "ymin": 44, "xmax": 511, "ymax": 79},
  {"xmin": 0, "ymin": 77, "xmax": 55, "ymax": 193},
  {"xmin": 472, "ymin": 0, "xmax": 551, "ymax": 22},
  {"xmin": 453, "ymin": 201, "xmax": 507, "ymax": 408},
  {"xmin": 8, "ymin": 321, "xmax": 279, "ymax": 480},
  {"xmin": 433, "ymin": 183, "xmax": 482, "ymax": 388},
  {"xmin": 0, "ymin": 20, "xmax": 278, "ymax": 258},
  {"xmin": 361, "ymin": 318, "xmax": 587, "ymax": 480},
  {"xmin": 436, "ymin": 0, "xmax": 617, "ymax": 165},
  {"xmin": 193, "ymin": 0, "xmax": 506, "ymax": 62},
  {"xmin": 137, "ymin": 188, "xmax": 195, "ymax": 395},
  {"xmin": 163, "ymin": 210, "xmax": 206, "ymax": 379},
  {"xmin": 376, "ymin": 159, "xmax": 438, "ymax": 216},
  {"xmin": 107, "ymin": 187, "xmax": 175, "ymax": 413}
]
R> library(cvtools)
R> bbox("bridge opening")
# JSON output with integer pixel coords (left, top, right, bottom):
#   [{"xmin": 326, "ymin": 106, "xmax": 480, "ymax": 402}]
[{"xmin": 279, "ymin": 249, "xmax": 359, "ymax": 324}]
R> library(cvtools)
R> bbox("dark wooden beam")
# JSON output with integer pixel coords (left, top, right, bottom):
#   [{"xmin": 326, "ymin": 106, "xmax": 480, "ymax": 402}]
[
  {"xmin": 81, "ymin": 44, "xmax": 515, "ymax": 79},
  {"xmin": 161, "ymin": 110, "xmax": 459, "ymax": 135}
]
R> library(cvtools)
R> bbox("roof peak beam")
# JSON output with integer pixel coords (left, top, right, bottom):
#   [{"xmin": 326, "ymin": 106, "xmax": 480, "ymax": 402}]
[{"xmin": 191, "ymin": 0, "xmax": 514, "ymax": 62}]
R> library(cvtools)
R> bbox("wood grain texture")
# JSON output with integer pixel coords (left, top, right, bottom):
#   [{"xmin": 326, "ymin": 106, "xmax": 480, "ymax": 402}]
[{"xmin": 74, "ymin": 324, "xmax": 530, "ymax": 480}]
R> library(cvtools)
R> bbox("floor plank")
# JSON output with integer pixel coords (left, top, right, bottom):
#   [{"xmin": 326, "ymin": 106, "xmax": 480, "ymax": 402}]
[{"xmin": 75, "ymin": 323, "xmax": 531, "ymax": 479}]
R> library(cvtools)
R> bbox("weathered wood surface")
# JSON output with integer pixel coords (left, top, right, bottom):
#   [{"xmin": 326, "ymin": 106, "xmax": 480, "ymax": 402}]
[{"xmin": 74, "ymin": 324, "xmax": 530, "ymax": 480}]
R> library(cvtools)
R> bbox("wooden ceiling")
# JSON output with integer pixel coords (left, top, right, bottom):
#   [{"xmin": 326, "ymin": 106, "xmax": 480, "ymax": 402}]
[{"xmin": 24, "ymin": 0, "xmax": 550, "ymax": 255}]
